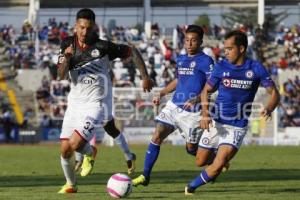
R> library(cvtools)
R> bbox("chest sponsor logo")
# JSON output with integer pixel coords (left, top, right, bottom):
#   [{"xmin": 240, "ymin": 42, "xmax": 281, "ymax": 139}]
[
  {"xmin": 178, "ymin": 61, "xmax": 196, "ymax": 75},
  {"xmin": 222, "ymin": 78, "xmax": 253, "ymax": 89}
]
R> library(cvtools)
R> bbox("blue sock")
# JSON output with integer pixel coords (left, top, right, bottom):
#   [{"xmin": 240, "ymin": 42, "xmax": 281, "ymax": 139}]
[
  {"xmin": 143, "ymin": 141, "xmax": 160, "ymax": 178},
  {"xmin": 188, "ymin": 170, "xmax": 213, "ymax": 190}
]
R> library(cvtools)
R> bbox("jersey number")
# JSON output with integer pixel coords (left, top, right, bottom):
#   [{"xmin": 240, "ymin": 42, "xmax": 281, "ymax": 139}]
[{"xmin": 83, "ymin": 121, "xmax": 94, "ymax": 135}]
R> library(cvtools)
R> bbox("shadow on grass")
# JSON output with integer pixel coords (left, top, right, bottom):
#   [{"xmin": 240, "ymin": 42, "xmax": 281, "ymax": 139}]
[{"xmin": 1, "ymin": 169, "xmax": 300, "ymax": 188}]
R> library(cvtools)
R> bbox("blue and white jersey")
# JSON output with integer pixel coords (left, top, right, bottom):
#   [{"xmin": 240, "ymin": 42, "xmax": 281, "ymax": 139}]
[
  {"xmin": 172, "ymin": 52, "xmax": 214, "ymax": 112},
  {"xmin": 207, "ymin": 58, "xmax": 274, "ymax": 127}
]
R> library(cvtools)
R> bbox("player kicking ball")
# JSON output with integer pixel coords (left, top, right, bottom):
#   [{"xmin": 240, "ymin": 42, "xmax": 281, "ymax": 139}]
[
  {"xmin": 74, "ymin": 119, "xmax": 137, "ymax": 177},
  {"xmin": 185, "ymin": 30, "xmax": 280, "ymax": 195},
  {"xmin": 57, "ymin": 8, "xmax": 153, "ymax": 193}
]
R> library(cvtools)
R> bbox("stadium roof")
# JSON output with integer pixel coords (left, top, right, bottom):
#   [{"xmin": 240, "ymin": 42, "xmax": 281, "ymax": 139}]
[{"xmin": 1, "ymin": 0, "xmax": 299, "ymax": 8}]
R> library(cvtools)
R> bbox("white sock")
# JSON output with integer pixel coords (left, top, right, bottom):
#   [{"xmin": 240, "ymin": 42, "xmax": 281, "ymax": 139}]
[
  {"xmin": 60, "ymin": 156, "xmax": 76, "ymax": 186},
  {"xmin": 114, "ymin": 133, "xmax": 132, "ymax": 161},
  {"xmin": 75, "ymin": 151, "xmax": 83, "ymax": 163}
]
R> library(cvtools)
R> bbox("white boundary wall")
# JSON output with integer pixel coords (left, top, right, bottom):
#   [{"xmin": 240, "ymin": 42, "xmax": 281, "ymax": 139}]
[{"xmin": 101, "ymin": 87, "xmax": 300, "ymax": 146}]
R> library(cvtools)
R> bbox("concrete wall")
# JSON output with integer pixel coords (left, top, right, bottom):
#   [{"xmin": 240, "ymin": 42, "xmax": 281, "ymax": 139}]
[{"xmin": 15, "ymin": 68, "xmax": 50, "ymax": 91}]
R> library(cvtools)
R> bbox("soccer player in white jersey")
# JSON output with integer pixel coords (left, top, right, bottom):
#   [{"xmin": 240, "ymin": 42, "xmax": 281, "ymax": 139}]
[
  {"xmin": 57, "ymin": 8, "xmax": 153, "ymax": 193},
  {"xmin": 184, "ymin": 30, "xmax": 280, "ymax": 195},
  {"xmin": 133, "ymin": 25, "xmax": 214, "ymax": 187}
]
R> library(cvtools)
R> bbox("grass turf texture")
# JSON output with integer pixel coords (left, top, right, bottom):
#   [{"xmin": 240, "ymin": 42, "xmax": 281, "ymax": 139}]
[{"xmin": 0, "ymin": 144, "xmax": 299, "ymax": 200}]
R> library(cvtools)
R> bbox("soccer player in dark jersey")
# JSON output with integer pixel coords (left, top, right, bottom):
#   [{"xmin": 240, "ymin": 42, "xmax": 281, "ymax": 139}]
[
  {"xmin": 132, "ymin": 25, "xmax": 214, "ymax": 187},
  {"xmin": 185, "ymin": 30, "xmax": 280, "ymax": 195},
  {"xmin": 57, "ymin": 8, "xmax": 153, "ymax": 193}
]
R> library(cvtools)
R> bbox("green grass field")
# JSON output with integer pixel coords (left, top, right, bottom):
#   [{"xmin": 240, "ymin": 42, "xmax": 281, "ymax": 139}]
[{"xmin": 0, "ymin": 144, "xmax": 299, "ymax": 200}]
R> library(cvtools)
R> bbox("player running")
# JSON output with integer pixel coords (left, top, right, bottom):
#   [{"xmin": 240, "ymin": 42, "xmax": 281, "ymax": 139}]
[
  {"xmin": 133, "ymin": 25, "xmax": 214, "ymax": 187},
  {"xmin": 185, "ymin": 30, "xmax": 280, "ymax": 195},
  {"xmin": 57, "ymin": 8, "xmax": 153, "ymax": 193},
  {"xmin": 74, "ymin": 118, "xmax": 137, "ymax": 177}
]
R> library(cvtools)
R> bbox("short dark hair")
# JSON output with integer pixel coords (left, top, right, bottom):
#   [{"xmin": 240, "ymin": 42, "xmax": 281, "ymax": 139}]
[
  {"xmin": 186, "ymin": 25, "xmax": 204, "ymax": 39},
  {"xmin": 225, "ymin": 30, "xmax": 248, "ymax": 49},
  {"xmin": 76, "ymin": 8, "xmax": 96, "ymax": 22}
]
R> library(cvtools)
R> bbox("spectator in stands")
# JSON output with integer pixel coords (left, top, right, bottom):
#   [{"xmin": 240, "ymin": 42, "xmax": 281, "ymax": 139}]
[
  {"xmin": 149, "ymin": 65, "xmax": 158, "ymax": 87},
  {"xmin": 160, "ymin": 67, "xmax": 172, "ymax": 87},
  {"xmin": 1, "ymin": 108, "xmax": 14, "ymax": 143},
  {"xmin": 40, "ymin": 114, "xmax": 51, "ymax": 128}
]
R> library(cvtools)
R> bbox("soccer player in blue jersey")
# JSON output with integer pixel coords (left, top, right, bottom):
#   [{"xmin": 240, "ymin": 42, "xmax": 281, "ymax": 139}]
[
  {"xmin": 185, "ymin": 30, "xmax": 280, "ymax": 195},
  {"xmin": 132, "ymin": 25, "xmax": 214, "ymax": 187}
]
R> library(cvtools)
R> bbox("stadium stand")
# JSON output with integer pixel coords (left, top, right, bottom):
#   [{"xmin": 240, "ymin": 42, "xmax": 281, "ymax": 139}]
[{"xmin": 0, "ymin": 4, "xmax": 299, "ymax": 144}]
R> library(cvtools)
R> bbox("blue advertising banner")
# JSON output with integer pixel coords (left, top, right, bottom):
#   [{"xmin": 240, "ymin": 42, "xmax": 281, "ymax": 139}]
[{"xmin": 42, "ymin": 128, "xmax": 61, "ymax": 141}]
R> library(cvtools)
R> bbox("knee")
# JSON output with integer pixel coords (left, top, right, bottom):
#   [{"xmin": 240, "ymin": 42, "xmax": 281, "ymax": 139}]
[
  {"xmin": 69, "ymin": 139, "xmax": 81, "ymax": 152},
  {"xmin": 195, "ymin": 156, "xmax": 207, "ymax": 167},
  {"xmin": 151, "ymin": 132, "xmax": 163, "ymax": 145},
  {"xmin": 60, "ymin": 144, "xmax": 72, "ymax": 158}
]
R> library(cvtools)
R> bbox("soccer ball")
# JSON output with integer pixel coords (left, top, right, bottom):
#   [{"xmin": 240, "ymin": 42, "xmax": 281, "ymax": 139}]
[{"xmin": 106, "ymin": 173, "xmax": 132, "ymax": 198}]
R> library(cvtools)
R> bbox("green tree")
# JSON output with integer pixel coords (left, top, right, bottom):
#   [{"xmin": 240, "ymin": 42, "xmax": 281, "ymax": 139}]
[
  {"xmin": 222, "ymin": 8, "xmax": 288, "ymax": 30},
  {"xmin": 222, "ymin": 8, "xmax": 257, "ymax": 27},
  {"xmin": 263, "ymin": 10, "xmax": 288, "ymax": 33},
  {"xmin": 194, "ymin": 13, "xmax": 210, "ymax": 27}
]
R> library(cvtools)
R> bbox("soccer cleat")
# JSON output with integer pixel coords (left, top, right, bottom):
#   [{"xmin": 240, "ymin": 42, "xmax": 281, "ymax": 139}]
[
  {"xmin": 74, "ymin": 160, "xmax": 83, "ymax": 172},
  {"xmin": 222, "ymin": 162, "xmax": 230, "ymax": 173},
  {"xmin": 185, "ymin": 186, "xmax": 195, "ymax": 196},
  {"xmin": 80, "ymin": 155, "xmax": 95, "ymax": 177},
  {"xmin": 58, "ymin": 183, "xmax": 78, "ymax": 194},
  {"xmin": 132, "ymin": 175, "xmax": 150, "ymax": 186},
  {"xmin": 127, "ymin": 153, "xmax": 136, "ymax": 175}
]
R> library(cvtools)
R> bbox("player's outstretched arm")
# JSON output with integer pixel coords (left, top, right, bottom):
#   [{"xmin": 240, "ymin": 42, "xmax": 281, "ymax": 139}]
[
  {"xmin": 260, "ymin": 86, "xmax": 280, "ymax": 120},
  {"xmin": 153, "ymin": 79, "xmax": 177, "ymax": 106},
  {"xmin": 130, "ymin": 46, "xmax": 153, "ymax": 92},
  {"xmin": 199, "ymin": 83, "xmax": 215, "ymax": 131},
  {"xmin": 57, "ymin": 44, "xmax": 73, "ymax": 80},
  {"xmin": 159, "ymin": 79, "xmax": 177, "ymax": 98}
]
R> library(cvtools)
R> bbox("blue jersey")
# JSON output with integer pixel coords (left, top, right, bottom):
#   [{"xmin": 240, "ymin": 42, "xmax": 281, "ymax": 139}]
[
  {"xmin": 208, "ymin": 59, "xmax": 274, "ymax": 127},
  {"xmin": 172, "ymin": 52, "xmax": 214, "ymax": 112}
]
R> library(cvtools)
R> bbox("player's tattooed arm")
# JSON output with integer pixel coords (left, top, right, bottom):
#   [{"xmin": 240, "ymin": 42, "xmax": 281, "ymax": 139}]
[
  {"xmin": 130, "ymin": 45, "xmax": 154, "ymax": 92},
  {"xmin": 131, "ymin": 46, "xmax": 148, "ymax": 79},
  {"xmin": 57, "ymin": 44, "xmax": 74, "ymax": 80}
]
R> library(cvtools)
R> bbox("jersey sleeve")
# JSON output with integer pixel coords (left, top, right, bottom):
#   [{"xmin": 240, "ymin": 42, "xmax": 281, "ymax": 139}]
[
  {"xmin": 205, "ymin": 57, "xmax": 215, "ymax": 79},
  {"xmin": 257, "ymin": 62, "xmax": 275, "ymax": 88},
  {"xmin": 106, "ymin": 41, "xmax": 132, "ymax": 61},
  {"xmin": 207, "ymin": 63, "xmax": 221, "ymax": 88}
]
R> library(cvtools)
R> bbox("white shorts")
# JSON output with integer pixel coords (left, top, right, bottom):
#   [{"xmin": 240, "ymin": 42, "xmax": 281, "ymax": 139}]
[
  {"xmin": 198, "ymin": 122, "xmax": 248, "ymax": 150},
  {"xmin": 155, "ymin": 101, "xmax": 203, "ymax": 144},
  {"xmin": 60, "ymin": 103, "xmax": 112, "ymax": 141}
]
